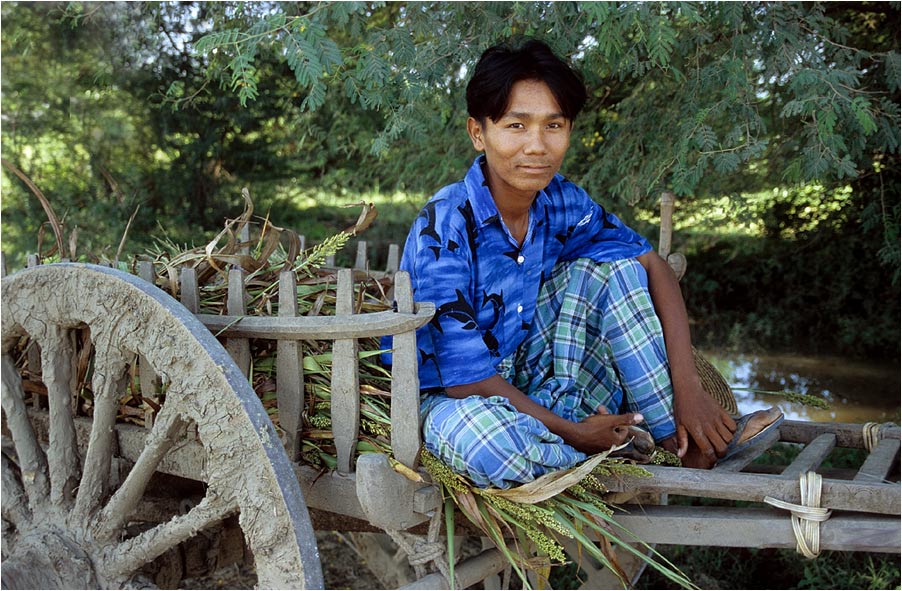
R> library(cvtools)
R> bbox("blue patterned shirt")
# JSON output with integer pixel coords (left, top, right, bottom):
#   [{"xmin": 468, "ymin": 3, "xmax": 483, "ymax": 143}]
[{"xmin": 401, "ymin": 156, "xmax": 652, "ymax": 389}]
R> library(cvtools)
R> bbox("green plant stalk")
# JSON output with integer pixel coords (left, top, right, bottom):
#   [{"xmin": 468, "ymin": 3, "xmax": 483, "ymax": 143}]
[{"xmin": 444, "ymin": 495, "xmax": 456, "ymax": 590}]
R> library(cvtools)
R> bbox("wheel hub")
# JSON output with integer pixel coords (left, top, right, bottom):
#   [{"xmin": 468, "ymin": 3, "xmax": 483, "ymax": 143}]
[{"xmin": 2, "ymin": 525, "xmax": 98, "ymax": 589}]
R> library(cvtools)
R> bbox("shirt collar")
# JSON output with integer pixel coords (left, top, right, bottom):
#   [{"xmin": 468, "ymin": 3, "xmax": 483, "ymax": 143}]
[{"xmin": 464, "ymin": 155, "xmax": 553, "ymax": 229}]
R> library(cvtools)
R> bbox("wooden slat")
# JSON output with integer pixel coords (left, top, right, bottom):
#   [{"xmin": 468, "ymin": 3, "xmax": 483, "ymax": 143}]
[
  {"xmin": 611, "ymin": 504, "xmax": 900, "ymax": 553},
  {"xmin": 854, "ymin": 438, "xmax": 901, "ymax": 484},
  {"xmin": 781, "ymin": 433, "xmax": 836, "ymax": 480},
  {"xmin": 331, "ymin": 269, "xmax": 360, "ymax": 475},
  {"xmin": 385, "ymin": 244, "xmax": 400, "ymax": 273},
  {"xmin": 354, "ymin": 241, "xmax": 368, "ymax": 270},
  {"xmin": 225, "ymin": 268, "xmax": 251, "ymax": 376},
  {"xmin": 389, "ymin": 272, "xmax": 421, "ymax": 469},
  {"xmin": 603, "ymin": 465, "xmax": 900, "ymax": 515},
  {"xmin": 780, "ymin": 420, "xmax": 900, "ymax": 448},
  {"xmin": 196, "ymin": 304, "xmax": 435, "ymax": 340},
  {"xmin": 276, "ymin": 271, "xmax": 304, "ymax": 461},
  {"xmin": 137, "ymin": 261, "xmax": 161, "ymax": 431},
  {"xmin": 179, "ymin": 267, "xmax": 200, "ymax": 313}
]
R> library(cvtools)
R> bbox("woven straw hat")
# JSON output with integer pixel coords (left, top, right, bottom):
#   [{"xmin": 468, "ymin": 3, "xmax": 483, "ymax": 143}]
[{"xmin": 693, "ymin": 347, "xmax": 739, "ymax": 416}]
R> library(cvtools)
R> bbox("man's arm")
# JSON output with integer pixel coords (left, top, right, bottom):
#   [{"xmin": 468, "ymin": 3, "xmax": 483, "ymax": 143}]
[
  {"xmin": 638, "ymin": 251, "xmax": 735, "ymax": 467},
  {"xmin": 445, "ymin": 375, "xmax": 643, "ymax": 455}
]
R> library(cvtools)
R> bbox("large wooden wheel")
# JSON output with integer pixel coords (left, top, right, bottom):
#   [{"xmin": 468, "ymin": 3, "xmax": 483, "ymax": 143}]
[{"xmin": 1, "ymin": 264, "xmax": 323, "ymax": 589}]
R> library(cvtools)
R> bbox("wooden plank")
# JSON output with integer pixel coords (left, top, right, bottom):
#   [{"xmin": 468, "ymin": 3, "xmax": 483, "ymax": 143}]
[
  {"xmin": 611, "ymin": 504, "xmax": 900, "ymax": 553},
  {"xmin": 389, "ymin": 272, "xmax": 421, "ymax": 469},
  {"xmin": 603, "ymin": 465, "xmax": 900, "ymax": 515},
  {"xmin": 854, "ymin": 438, "xmax": 901, "ymax": 484},
  {"xmin": 276, "ymin": 270, "xmax": 304, "ymax": 461},
  {"xmin": 196, "ymin": 304, "xmax": 435, "ymax": 340},
  {"xmin": 780, "ymin": 420, "xmax": 900, "ymax": 448},
  {"xmin": 225, "ymin": 268, "xmax": 251, "ymax": 376},
  {"xmin": 781, "ymin": 433, "xmax": 836, "ymax": 480},
  {"xmin": 613, "ymin": 504, "xmax": 900, "ymax": 553},
  {"xmin": 331, "ymin": 269, "xmax": 360, "ymax": 475}
]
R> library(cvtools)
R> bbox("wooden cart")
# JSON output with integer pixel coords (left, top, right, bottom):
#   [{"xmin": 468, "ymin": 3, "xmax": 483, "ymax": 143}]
[{"xmin": 2, "ymin": 207, "xmax": 898, "ymax": 589}]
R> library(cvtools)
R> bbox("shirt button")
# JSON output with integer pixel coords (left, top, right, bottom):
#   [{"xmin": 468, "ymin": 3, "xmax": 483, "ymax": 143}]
[
  {"xmin": 517, "ymin": 255, "xmax": 525, "ymax": 264},
  {"xmin": 517, "ymin": 304, "xmax": 524, "ymax": 314}
]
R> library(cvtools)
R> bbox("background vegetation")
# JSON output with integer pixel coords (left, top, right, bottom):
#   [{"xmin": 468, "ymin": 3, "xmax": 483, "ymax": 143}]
[
  {"xmin": 1, "ymin": 3, "xmax": 899, "ymax": 588},
  {"xmin": 2, "ymin": 1, "xmax": 898, "ymax": 360}
]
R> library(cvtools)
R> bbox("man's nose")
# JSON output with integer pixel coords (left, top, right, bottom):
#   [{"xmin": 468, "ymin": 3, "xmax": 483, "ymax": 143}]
[{"xmin": 523, "ymin": 128, "xmax": 548, "ymax": 154}]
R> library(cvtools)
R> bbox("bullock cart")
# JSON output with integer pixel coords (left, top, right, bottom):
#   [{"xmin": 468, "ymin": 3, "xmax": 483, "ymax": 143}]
[{"xmin": 1, "ymin": 200, "xmax": 898, "ymax": 589}]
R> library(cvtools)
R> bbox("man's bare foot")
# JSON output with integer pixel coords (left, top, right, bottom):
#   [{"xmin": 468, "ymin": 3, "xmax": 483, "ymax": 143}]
[{"xmin": 681, "ymin": 442, "xmax": 716, "ymax": 469}]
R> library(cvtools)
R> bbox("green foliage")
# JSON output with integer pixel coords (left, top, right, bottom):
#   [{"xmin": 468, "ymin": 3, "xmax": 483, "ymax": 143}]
[
  {"xmin": 1, "ymin": 1, "xmax": 898, "ymax": 359},
  {"xmin": 677, "ymin": 178, "xmax": 900, "ymax": 360}
]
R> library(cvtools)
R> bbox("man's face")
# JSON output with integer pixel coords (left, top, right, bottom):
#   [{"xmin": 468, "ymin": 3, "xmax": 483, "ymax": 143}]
[{"xmin": 467, "ymin": 79, "xmax": 572, "ymax": 207}]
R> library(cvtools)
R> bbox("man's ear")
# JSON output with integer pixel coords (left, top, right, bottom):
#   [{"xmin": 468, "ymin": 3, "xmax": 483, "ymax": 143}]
[{"xmin": 467, "ymin": 117, "xmax": 485, "ymax": 152}]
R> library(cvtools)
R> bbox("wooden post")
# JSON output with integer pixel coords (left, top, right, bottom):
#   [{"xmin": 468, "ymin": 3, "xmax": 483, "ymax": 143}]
[
  {"xmin": 390, "ymin": 271, "xmax": 422, "ymax": 469},
  {"xmin": 179, "ymin": 267, "xmax": 200, "ymax": 314},
  {"xmin": 331, "ymin": 269, "xmax": 360, "ymax": 474},
  {"xmin": 355, "ymin": 241, "xmax": 368, "ymax": 271},
  {"xmin": 225, "ymin": 268, "xmax": 251, "ymax": 377},
  {"xmin": 385, "ymin": 244, "xmax": 400, "ymax": 274},
  {"xmin": 659, "ymin": 191, "xmax": 675, "ymax": 259},
  {"xmin": 276, "ymin": 270, "xmax": 304, "ymax": 460}
]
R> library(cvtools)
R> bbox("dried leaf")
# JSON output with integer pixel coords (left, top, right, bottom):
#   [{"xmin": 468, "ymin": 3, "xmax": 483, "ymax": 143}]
[
  {"xmin": 390, "ymin": 458, "xmax": 425, "ymax": 482},
  {"xmin": 342, "ymin": 201, "xmax": 378, "ymax": 235},
  {"xmin": 487, "ymin": 452, "xmax": 610, "ymax": 504}
]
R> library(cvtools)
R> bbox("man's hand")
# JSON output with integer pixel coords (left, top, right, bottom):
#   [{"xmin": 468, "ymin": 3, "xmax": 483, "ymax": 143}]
[
  {"xmin": 563, "ymin": 407, "xmax": 645, "ymax": 455},
  {"xmin": 673, "ymin": 384, "xmax": 735, "ymax": 468}
]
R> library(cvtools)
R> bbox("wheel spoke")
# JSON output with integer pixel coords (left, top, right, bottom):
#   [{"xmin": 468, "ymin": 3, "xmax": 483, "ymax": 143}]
[
  {"xmin": 94, "ymin": 400, "xmax": 186, "ymax": 542},
  {"xmin": 41, "ymin": 326, "xmax": 81, "ymax": 508},
  {"xmin": 102, "ymin": 492, "xmax": 236, "ymax": 582},
  {"xmin": 2, "ymin": 451, "xmax": 32, "ymax": 527},
  {"xmin": 73, "ymin": 346, "xmax": 129, "ymax": 523},
  {"xmin": 0, "ymin": 354, "xmax": 50, "ymax": 509}
]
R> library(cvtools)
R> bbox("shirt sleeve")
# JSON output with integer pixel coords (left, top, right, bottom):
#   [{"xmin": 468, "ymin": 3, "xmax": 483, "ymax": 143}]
[
  {"xmin": 404, "ymin": 208, "xmax": 498, "ymax": 389},
  {"xmin": 556, "ymin": 185, "xmax": 652, "ymax": 263}
]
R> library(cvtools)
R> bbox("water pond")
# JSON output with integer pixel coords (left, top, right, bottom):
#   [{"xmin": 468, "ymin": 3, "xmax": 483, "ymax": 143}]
[{"xmin": 701, "ymin": 351, "xmax": 901, "ymax": 425}]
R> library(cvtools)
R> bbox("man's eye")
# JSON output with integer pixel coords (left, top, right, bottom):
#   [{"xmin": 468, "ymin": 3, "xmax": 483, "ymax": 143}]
[
  {"xmin": 548, "ymin": 122, "xmax": 563, "ymax": 129},
  {"xmin": 507, "ymin": 123, "xmax": 524, "ymax": 129}
]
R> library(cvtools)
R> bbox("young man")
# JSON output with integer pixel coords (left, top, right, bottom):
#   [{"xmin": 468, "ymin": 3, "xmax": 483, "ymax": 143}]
[{"xmin": 398, "ymin": 40, "xmax": 782, "ymax": 489}]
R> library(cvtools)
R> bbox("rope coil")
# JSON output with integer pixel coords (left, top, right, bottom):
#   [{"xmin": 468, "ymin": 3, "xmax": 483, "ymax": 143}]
[
  {"xmin": 862, "ymin": 422, "xmax": 881, "ymax": 452},
  {"xmin": 385, "ymin": 505, "xmax": 453, "ymax": 586},
  {"xmin": 764, "ymin": 471, "xmax": 832, "ymax": 559}
]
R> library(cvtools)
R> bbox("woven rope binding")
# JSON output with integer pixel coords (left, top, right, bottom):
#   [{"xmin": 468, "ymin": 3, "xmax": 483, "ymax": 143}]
[{"xmin": 764, "ymin": 471, "xmax": 832, "ymax": 558}]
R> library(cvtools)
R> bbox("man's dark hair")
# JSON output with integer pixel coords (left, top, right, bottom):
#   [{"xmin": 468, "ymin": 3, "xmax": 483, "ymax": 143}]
[{"xmin": 466, "ymin": 39, "xmax": 588, "ymax": 123}]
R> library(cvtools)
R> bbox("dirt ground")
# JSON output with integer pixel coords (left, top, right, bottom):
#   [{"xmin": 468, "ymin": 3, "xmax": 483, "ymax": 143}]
[{"xmin": 179, "ymin": 531, "xmax": 385, "ymax": 590}]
